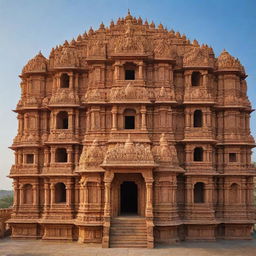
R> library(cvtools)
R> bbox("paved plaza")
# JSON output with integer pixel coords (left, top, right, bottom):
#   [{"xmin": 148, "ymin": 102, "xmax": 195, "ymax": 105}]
[{"xmin": 0, "ymin": 237, "xmax": 256, "ymax": 256}]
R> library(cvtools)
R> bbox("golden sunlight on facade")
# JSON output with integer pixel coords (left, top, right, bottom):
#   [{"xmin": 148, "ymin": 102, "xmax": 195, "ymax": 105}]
[{"xmin": 8, "ymin": 11, "xmax": 255, "ymax": 248}]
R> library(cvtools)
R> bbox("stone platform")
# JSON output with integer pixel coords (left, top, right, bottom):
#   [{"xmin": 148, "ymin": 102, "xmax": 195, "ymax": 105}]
[{"xmin": 1, "ymin": 237, "xmax": 256, "ymax": 256}]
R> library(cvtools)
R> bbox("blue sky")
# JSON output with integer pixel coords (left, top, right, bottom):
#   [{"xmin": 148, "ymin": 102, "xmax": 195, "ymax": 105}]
[{"xmin": 0, "ymin": 0, "xmax": 255, "ymax": 189}]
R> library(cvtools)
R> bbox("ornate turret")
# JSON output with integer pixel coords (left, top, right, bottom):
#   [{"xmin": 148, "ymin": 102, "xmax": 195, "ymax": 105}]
[
  {"xmin": 217, "ymin": 49, "xmax": 245, "ymax": 73},
  {"xmin": 22, "ymin": 51, "xmax": 48, "ymax": 74}
]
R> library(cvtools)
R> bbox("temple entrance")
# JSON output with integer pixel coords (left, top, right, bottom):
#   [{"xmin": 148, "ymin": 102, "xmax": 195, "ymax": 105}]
[{"xmin": 120, "ymin": 181, "xmax": 138, "ymax": 215}]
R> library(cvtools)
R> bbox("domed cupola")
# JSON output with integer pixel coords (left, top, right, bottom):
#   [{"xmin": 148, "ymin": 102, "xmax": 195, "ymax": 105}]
[
  {"xmin": 217, "ymin": 49, "xmax": 245, "ymax": 74},
  {"xmin": 22, "ymin": 51, "xmax": 48, "ymax": 74}
]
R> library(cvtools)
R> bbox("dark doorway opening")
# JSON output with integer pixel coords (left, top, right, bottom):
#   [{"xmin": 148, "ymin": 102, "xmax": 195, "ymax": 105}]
[
  {"xmin": 125, "ymin": 116, "xmax": 135, "ymax": 129},
  {"xmin": 125, "ymin": 69, "xmax": 135, "ymax": 80},
  {"xmin": 120, "ymin": 181, "xmax": 138, "ymax": 215}
]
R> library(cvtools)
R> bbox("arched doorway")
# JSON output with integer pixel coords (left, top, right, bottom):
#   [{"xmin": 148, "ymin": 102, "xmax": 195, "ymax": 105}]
[{"xmin": 120, "ymin": 181, "xmax": 138, "ymax": 215}]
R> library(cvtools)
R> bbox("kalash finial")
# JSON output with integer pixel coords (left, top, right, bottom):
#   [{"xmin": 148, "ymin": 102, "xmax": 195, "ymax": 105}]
[{"xmin": 125, "ymin": 8, "xmax": 132, "ymax": 20}]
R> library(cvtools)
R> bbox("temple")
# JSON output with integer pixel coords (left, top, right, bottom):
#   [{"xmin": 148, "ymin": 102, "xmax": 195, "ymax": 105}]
[{"xmin": 8, "ymin": 11, "xmax": 256, "ymax": 248}]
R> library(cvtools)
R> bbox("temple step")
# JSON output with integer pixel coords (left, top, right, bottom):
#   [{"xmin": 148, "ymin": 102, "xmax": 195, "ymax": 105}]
[{"xmin": 109, "ymin": 216, "xmax": 148, "ymax": 248}]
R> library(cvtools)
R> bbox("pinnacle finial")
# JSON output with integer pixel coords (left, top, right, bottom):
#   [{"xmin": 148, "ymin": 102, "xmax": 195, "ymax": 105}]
[{"xmin": 128, "ymin": 9, "xmax": 130, "ymax": 15}]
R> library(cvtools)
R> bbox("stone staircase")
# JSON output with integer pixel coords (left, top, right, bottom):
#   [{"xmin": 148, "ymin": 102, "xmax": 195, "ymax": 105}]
[{"xmin": 109, "ymin": 216, "xmax": 148, "ymax": 248}]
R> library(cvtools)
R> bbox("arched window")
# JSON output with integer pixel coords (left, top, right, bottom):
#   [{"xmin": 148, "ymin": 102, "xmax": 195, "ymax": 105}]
[
  {"xmin": 60, "ymin": 73, "xmax": 69, "ymax": 88},
  {"xmin": 193, "ymin": 110, "xmax": 202, "ymax": 127},
  {"xmin": 55, "ymin": 182, "xmax": 66, "ymax": 203},
  {"xmin": 191, "ymin": 71, "xmax": 201, "ymax": 86},
  {"xmin": 23, "ymin": 184, "xmax": 33, "ymax": 204},
  {"xmin": 194, "ymin": 147, "xmax": 203, "ymax": 161},
  {"xmin": 124, "ymin": 63, "xmax": 136, "ymax": 80},
  {"xmin": 56, "ymin": 111, "xmax": 69, "ymax": 129},
  {"xmin": 55, "ymin": 148, "xmax": 67, "ymax": 163},
  {"xmin": 124, "ymin": 109, "xmax": 136, "ymax": 129},
  {"xmin": 230, "ymin": 183, "xmax": 239, "ymax": 204},
  {"xmin": 194, "ymin": 182, "xmax": 204, "ymax": 203}
]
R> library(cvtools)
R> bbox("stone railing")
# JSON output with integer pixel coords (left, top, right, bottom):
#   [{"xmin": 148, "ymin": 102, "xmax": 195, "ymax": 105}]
[{"xmin": 0, "ymin": 208, "xmax": 12, "ymax": 238}]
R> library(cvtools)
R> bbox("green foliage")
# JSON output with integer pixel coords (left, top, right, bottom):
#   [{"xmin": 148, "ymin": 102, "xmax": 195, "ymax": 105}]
[{"xmin": 0, "ymin": 194, "xmax": 13, "ymax": 209}]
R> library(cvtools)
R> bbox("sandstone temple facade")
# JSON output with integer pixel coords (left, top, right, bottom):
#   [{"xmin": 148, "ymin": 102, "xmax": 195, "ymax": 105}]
[{"xmin": 8, "ymin": 12, "xmax": 256, "ymax": 248}]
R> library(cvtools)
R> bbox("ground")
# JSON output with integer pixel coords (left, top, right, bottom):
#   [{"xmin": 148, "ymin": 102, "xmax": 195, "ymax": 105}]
[{"xmin": 1, "ymin": 238, "xmax": 256, "ymax": 256}]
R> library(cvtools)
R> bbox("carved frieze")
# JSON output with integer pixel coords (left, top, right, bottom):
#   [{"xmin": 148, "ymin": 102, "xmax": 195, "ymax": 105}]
[
  {"xmin": 102, "ymin": 135, "xmax": 155, "ymax": 166},
  {"xmin": 49, "ymin": 89, "xmax": 80, "ymax": 105}
]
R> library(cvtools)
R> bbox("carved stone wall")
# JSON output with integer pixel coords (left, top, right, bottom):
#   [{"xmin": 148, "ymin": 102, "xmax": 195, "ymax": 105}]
[{"xmin": 9, "ymin": 11, "xmax": 255, "ymax": 248}]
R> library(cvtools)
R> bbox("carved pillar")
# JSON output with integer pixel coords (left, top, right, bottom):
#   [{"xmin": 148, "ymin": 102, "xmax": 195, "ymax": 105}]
[
  {"xmin": 13, "ymin": 181, "xmax": 18, "ymax": 209},
  {"xmin": 185, "ymin": 109, "xmax": 190, "ymax": 129},
  {"xmin": 67, "ymin": 147, "xmax": 72, "ymax": 163},
  {"xmin": 32, "ymin": 184, "xmax": 38, "ymax": 206},
  {"xmin": 70, "ymin": 73, "xmax": 74, "ymax": 89},
  {"xmin": 44, "ymin": 182, "xmax": 50, "ymax": 209},
  {"xmin": 79, "ymin": 182, "xmax": 84, "ymax": 208},
  {"xmin": 75, "ymin": 109, "xmax": 79, "ymax": 135},
  {"xmin": 50, "ymin": 147, "xmax": 55, "ymax": 163},
  {"xmin": 53, "ymin": 112, "xmax": 57, "ymax": 129},
  {"xmin": 44, "ymin": 147, "xmax": 50, "ymax": 167},
  {"xmin": 34, "ymin": 150, "xmax": 39, "ymax": 167},
  {"xmin": 104, "ymin": 182, "xmax": 111, "ymax": 217},
  {"xmin": 140, "ymin": 105, "xmax": 147, "ymax": 130},
  {"xmin": 19, "ymin": 184, "xmax": 23, "ymax": 205},
  {"xmin": 18, "ymin": 114, "xmax": 23, "ymax": 135},
  {"xmin": 50, "ymin": 183, "xmax": 55, "ymax": 207},
  {"xmin": 24, "ymin": 113, "xmax": 29, "ymax": 134},
  {"xmin": 145, "ymin": 181, "xmax": 153, "ymax": 217},
  {"xmin": 66, "ymin": 183, "xmax": 72, "ymax": 206},
  {"xmin": 18, "ymin": 151, "xmax": 23, "ymax": 165},
  {"xmin": 138, "ymin": 62, "xmax": 143, "ymax": 80},
  {"xmin": 74, "ymin": 145, "xmax": 80, "ymax": 166},
  {"xmin": 68, "ymin": 112, "xmax": 73, "ymax": 131},
  {"xmin": 111, "ymin": 105, "xmax": 117, "ymax": 131}
]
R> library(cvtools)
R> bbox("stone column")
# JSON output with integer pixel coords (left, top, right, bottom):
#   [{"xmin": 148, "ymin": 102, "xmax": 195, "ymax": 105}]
[
  {"xmin": 24, "ymin": 114, "xmax": 29, "ymax": 135},
  {"xmin": 67, "ymin": 147, "xmax": 72, "ymax": 163},
  {"xmin": 75, "ymin": 109, "xmax": 79, "ymax": 135},
  {"xmin": 79, "ymin": 182, "xmax": 84, "ymax": 208},
  {"xmin": 145, "ymin": 181, "xmax": 153, "ymax": 217},
  {"xmin": 19, "ymin": 184, "xmax": 23, "ymax": 205},
  {"xmin": 104, "ymin": 182, "xmax": 111, "ymax": 217},
  {"xmin": 75, "ymin": 73, "xmax": 79, "ymax": 91},
  {"xmin": 66, "ymin": 183, "xmax": 72, "ymax": 206},
  {"xmin": 69, "ymin": 73, "xmax": 74, "ymax": 89},
  {"xmin": 140, "ymin": 105, "xmax": 147, "ymax": 130},
  {"xmin": 50, "ymin": 147, "xmax": 55, "ymax": 163},
  {"xmin": 32, "ymin": 184, "xmax": 38, "ymax": 206},
  {"xmin": 50, "ymin": 183, "xmax": 55, "ymax": 207},
  {"xmin": 138, "ymin": 62, "xmax": 143, "ymax": 80},
  {"xmin": 13, "ymin": 181, "xmax": 18, "ymax": 209},
  {"xmin": 111, "ymin": 105, "xmax": 117, "ymax": 131},
  {"xmin": 34, "ymin": 150, "xmax": 39, "ymax": 167},
  {"xmin": 68, "ymin": 112, "xmax": 73, "ymax": 131},
  {"xmin": 44, "ymin": 147, "xmax": 50, "ymax": 167},
  {"xmin": 74, "ymin": 146, "xmax": 80, "ymax": 166},
  {"xmin": 185, "ymin": 109, "xmax": 190, "ymax": 129},
  {"xmin": 44, "ymin": 182, "xmax": 49, "ymax": 209}
]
